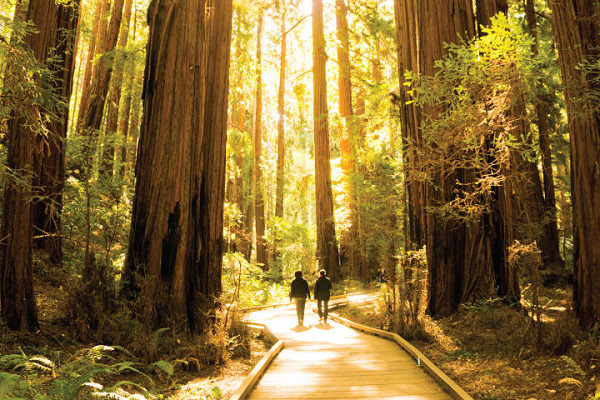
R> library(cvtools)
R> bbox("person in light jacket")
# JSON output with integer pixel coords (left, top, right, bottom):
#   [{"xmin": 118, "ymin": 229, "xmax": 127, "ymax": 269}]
[
  {"xmin": 289, "ymin": 270, "xmax": 310, "ymax": 325},
  {"xmin": 314, "ymin": 269, "xmax": 332, "ymax": 324}
]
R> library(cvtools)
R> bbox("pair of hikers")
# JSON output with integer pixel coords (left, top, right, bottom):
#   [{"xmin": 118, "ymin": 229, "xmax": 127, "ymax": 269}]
[{"xmin": 289, "ymin": 269, "xmax": 332, "ymax": 326}]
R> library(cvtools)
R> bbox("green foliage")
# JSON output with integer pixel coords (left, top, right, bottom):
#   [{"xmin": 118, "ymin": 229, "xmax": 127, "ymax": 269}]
[
  {"xmin": 222, "ymin": 252, "xmax": 288, "ymax": 308},
  {"xmin": 0, "ymin": 345, "xmax": 163, "ymax": 400},
  {"xmin": 408, "ymin": 14, "xmax": 541, "ymax": 220}
]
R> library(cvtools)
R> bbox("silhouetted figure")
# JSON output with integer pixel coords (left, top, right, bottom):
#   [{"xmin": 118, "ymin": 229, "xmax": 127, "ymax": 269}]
[
  {"xmin": 314, "ymin": 269, "xmax": 332, "ymax": 324},
  {"xmin": 289, "ymin": 270, "xmax": 310, "ymax": 325}
]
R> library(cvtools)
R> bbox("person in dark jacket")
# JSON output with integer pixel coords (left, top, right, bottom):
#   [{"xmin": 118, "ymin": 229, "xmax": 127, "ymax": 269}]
[
  {"xmin": 289, "ymin": 270, "xmax": 310, "ymax": 325},
  {"xmin": 314, "ymin": 269, "xmax": 332, "ymax": 324}
]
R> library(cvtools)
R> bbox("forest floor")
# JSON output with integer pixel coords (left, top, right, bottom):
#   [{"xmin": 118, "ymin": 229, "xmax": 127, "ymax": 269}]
[
  {"xmin": 0, "ymin": 275, "xmax": 268, "ymax": 399},
  {"xmin": 335, "ymin": 285, "xmax": 600, "ymax": 400}
]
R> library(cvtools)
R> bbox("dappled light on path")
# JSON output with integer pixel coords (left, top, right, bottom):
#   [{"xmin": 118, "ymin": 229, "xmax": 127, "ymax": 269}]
[{"xmin": 246, "ymin": 305, "xmax": 453, "ymax": 400}]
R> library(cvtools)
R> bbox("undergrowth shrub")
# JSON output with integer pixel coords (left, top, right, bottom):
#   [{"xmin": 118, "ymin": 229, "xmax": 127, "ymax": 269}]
[
  {"xmin": 380, "ymin": 248, "xmax": 430, "ymax": 341},
  {"xmin": 0, "ymin": 345, "xmax": 166, "ymax": 399}
]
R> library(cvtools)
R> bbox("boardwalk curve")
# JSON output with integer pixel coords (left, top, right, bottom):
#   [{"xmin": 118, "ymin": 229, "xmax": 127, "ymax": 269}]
[{"xmin": 241, "ymin": 300, "xmax": 470, "ymax": 400}]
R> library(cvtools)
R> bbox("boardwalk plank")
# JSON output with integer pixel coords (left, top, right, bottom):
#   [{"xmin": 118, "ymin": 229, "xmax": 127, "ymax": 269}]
[{"xmin": 245, "ymin": 307, "xmax": 454, "ymax": 400}]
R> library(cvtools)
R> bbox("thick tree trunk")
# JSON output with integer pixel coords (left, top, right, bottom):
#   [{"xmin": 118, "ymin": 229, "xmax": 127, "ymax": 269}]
[
  {"xmin": 253, "ymin": 9, "xmax": 268, "ymax": 271},
  {"xmin": 474, "ymin": 0, "xmax": 520, "ymax": 303},
  {"xmin": 2, "ymin": 0, "xmax": 79, "ymax": 330},
  {"xmin": 415, "ymin": 1, "xmax": 507, "ymax": 316},
  {"xmin": 549, "ymin": 0, "xmax": 600, "ymax": 327},
  {"xmin": 394, "ymin": 0, "xmax": 426, "ymax": 248},
  {"xmin": 475, "ymin": 0, "xmax": 507, "ymax": 32},
  {"xmin": 31, "ymin": 0, "xmax": 80, "ymax": 265},
  {"xmin": 126, "ymin": 0, "xmax": 232, "ymax": 332},
  {"xmin": 100, "ymin": 0, "xmax": 134, "ymax": 177},
  {"xmin": 336, "ymin": 0, "xmax": 362, "ymax": 279},
  {"xmin": 197, "ymin": 0, "xmax": 233, "ymax": 315},
  {"xmin": 312, "ymin": 0, "xmax": 341, "ymax": 281}
]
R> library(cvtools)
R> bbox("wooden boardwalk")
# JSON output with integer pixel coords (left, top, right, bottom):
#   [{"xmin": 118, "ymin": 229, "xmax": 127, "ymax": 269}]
[{"xmin": 246, "ymin": 304, "xmax": 454, "ymax": 400}]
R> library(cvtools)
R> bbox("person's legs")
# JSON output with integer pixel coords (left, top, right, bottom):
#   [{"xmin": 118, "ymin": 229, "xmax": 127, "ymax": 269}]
[
  {"xmin": 298, "ymin": 298, "xmax": 306, "ymax": 324},
  {"xmin": 323, "ymin": 299, "xmax": 329, "ymax": 323},
  {"xmin": 317, "ymin": 299, "xmax": 323, "ymax": 320},
  {"xmin": 294, "ymin": 298, "xmax": 302, "ymax": 324}
]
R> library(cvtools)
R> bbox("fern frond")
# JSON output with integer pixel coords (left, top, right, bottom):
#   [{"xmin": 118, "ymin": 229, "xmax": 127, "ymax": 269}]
[{"xmin": 151, "ymin": 360, "xmax": 174, "ymax": 376}]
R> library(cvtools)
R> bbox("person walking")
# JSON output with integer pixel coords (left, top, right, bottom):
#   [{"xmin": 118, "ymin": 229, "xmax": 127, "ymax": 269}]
[
  {"xmin": 289, "ymin": 270, "xmax": 310, "ymax": 325},
  {"xmin": 314, "ymin": 269, "xmax": 332, "ymax": 324}
]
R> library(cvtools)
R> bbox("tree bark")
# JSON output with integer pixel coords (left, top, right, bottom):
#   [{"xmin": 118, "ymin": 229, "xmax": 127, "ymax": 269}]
[
  {"xmin": 273, "ymin": 4, "xmax": 287, "ymax": 276},
  {"xmin": 126, "ymin": 0, "xmax": 232, "ymax": 332},
  {"xmin": 101, "ymin": 0, "xmax": 134, "ymax": 177},
  {"xmin": 549, "ymin": 0, "xmax": 600, "ymax": 327},
  {"xmin": 117, "ymin": 7, "xmax": 137, "ymax": 177},
  {"xmin": 31, "ymin": 0, "xmax": 80, "ymax": 265},
  {"xmin": 76, "ymin": 0, "xmax": 109, "ymax": 130},
  {"xmin": 77, "ymin": 0, "xmax": 124, "ymax": 138},
  {"xmin": 336, "ymin": 0, "xmax": 362, "ymax": 279},
  {"xmin": 275, "ymin": 7, "xmax": 286, "ymax": 222},
  {"xmin": 396, "ymin": 0, "xmax": 519, "ymax": 316},
  {"xmin": 2, "ymin": 0, "xmax": 79, "ymax": 330},
  {"xmin": 393, "ymin": 0, "xmax": 426, "ymax": 248},
  {"xmin": 312, "ymin": 0, "xmax": 341, "ymax": 281},
  {"xmin": 253, "ymin": 9, "xmax": 268, "ymax": 271}
]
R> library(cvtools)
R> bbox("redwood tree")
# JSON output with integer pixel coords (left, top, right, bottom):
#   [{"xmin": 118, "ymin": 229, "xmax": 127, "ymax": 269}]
[
  {"xmin": 76, "ymin": 0, "xmax": 125, "ymax": 139},
  {"xmin": 1, "ymin": 0, "xmax": 80, "ymax": 331},
  {"xmin": 31, "ymin": 0, "xmax": 80, "ymax": 265},
  {"xmin": 336, "ymin": 0, "xmax": 362, "ymax": 279},
  {"xmin": 549, "ymin": 0, "xmax": 600, "ymax": 326},
  {"xmin": 312, "ymin": 0, "xmax": 341, "ymax": 281},
  {"xmin": 101, "ymin": 0, "xmax": 134, "ymax": 176},
  {"xmin": 126, "ymin": 0, "xmax": 233, "ymax": 332},
  {"xmin": 253, "ymin": 9, "xmax": 268, "ymax": 271}
]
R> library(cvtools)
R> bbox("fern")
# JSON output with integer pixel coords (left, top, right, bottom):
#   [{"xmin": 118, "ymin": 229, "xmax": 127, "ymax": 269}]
[
  {"xmin": 151, "ymin": 360, "xmax": 174, "ymax": 377},
  {"xmin": 0, "ymin": 371, "xmax": 30, "ymax": 398}
]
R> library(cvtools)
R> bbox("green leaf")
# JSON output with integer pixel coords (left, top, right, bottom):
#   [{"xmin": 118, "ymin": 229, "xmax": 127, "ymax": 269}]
[{"xmin": 151, "ymin": 360, "xmax": 174, "ymax": 377}]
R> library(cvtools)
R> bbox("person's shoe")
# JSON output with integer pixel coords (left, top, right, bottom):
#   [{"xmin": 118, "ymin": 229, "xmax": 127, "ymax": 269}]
[{"xmin": 319, "ymin": 317, "xmax": 323, "ymax": 323}]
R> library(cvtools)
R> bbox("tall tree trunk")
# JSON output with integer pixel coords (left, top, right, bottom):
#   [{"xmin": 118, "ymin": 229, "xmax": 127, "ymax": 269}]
[
  {"xmin": 393, "ymin": 0, "xmax": 426, "ymax": 248},
  {"xmin": 355, "ymin": 86, "xmax": 368, "ymax": 282},
  {"xmin": 549, "ymin": 0, "xmax": 600, "ymax": 327},
  {"xmin": 76, "ymin": 0, "xmax": 109, "ymax": 129},
  {"xmin": 127, "ymin": 64, "xmax": 143, "ymax": 173},
  {"xmin": 336, "ymin": 0, "xmax": 361, "ymax": 279},
  {"xmin": 125, "ymin": 0, "xmax": 232, "ymax": 332},
  {"xmin": 198, "ymin": 0, "xmax": 233, "ymax": 317},
  {"xmin": 312, "ymin": 0, "xmax": 341, "ymax": 281},
  {"xmin": 100, "ymin": 0, "xmax": 134, "ymax": 177},
  {"xmin": 273, "ymin": 4, "xmax": 287, "ymax": 277},
  {"xmin": 2, "ymin": 0, "xmax": 80, "ymax": 331},
  {"xmin": 253, "ymin": 9, "xmax": 268, "ymax": 271},
  {"xmin": 414, "ymin": 1, "xmax": 510, "ymax": 316},
  {"xmin": 118, "ymin": 7, "xmax": 138, "ymax": 178},
  {"xmin": 31, "ymin": 0, "xmax": 80, "ymax": 265},
  {"xmin": 275, "ymin": 7, "xmax": 286, "ymax": 222},
  {"xmin": 524, "ymin": 0, "xmax": 565, "ymax": 274},
  {"xmin": 77, "ymin": 0, "xmax": 124, "ymax": 140},
  {"xmin": 474, "ymin": 0, "xmax": 522, "ymax": 303}
]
